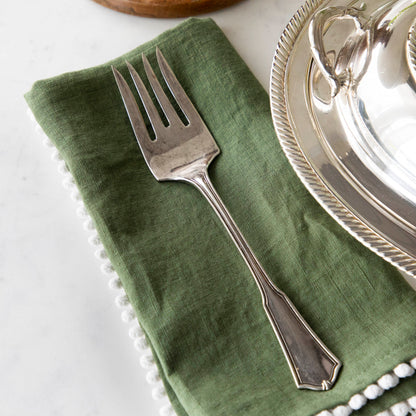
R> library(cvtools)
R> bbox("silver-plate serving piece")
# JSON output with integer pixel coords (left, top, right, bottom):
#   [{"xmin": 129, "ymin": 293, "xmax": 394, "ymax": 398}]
[{"xmin": 271, "ymin": 0, "xmax": 416, "ymax": 278}]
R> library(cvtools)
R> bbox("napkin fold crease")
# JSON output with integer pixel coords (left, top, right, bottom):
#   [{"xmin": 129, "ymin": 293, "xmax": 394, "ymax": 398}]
[{"xmin": 25, "ymin": 18, "xmax": 416, "ymax": 416}]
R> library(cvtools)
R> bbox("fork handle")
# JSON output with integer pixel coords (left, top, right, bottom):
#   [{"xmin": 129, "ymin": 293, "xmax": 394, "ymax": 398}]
[{"xmin": 187, "ymin": 170, "xmax": 341, "ymax": 391}]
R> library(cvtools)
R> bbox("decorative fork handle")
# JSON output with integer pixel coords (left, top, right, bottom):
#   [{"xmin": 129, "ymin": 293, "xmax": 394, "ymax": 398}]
[{"xmin": 187, "ymin": 170, "xmax": 341, "ymax": 391}]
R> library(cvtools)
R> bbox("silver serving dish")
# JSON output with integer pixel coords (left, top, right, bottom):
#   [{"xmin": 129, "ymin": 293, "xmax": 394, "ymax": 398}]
[{"xmin": 270, "ymin": 0, "xmax": 416, "ymax": 277}]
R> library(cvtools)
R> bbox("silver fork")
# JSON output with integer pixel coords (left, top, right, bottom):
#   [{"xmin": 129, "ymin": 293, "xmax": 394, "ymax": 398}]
[{"xmin": 112, "ymin": 48, "xmax": 341, "ymax": 391}]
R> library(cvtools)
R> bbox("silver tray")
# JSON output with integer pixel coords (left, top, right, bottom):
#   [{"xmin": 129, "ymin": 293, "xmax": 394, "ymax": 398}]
[{"xmin": 270, "ymin": 0, "xmax": 416, "ymax": 278}]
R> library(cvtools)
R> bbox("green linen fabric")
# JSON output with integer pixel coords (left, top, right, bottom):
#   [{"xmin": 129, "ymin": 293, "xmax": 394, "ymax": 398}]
[{"xmin": 25, "ymin": 18, "xmax": 416, "ymax": 416}]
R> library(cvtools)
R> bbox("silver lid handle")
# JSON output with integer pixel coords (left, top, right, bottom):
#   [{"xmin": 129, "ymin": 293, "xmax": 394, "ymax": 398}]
[{"xmin": 308, "ymin": 5, "xmax": 371, "ymax": 97}]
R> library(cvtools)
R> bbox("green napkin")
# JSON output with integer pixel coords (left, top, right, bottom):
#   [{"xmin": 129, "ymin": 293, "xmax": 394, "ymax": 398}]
[{"xmin": 25, "ymin": 18, "xmax": 416, "ymax": 416}]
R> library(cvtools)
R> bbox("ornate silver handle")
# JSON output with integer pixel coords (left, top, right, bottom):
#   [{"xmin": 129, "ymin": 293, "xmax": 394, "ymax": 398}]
[
  {"xmin": 188, "ymin": 171, "xmax": 342, "ymax": 391},
  {"xmin": 309, "ymin": 6, "xmax": 371, "ymax": 96}
]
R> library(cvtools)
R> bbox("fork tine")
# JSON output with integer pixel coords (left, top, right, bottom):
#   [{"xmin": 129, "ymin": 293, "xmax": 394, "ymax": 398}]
[
  {"xmin": 155, "ymin": 48, "xmax": 199, "ymax": 123},
  {"xmin": 141, "ymin": 54, "xmax": 182, "ymax": 126},
  {"xmin": 112, "ymin": 66, "xmax": 152, "ymax": 146},
  {"xmin": 126, "ymin": 61, "xmax": 165, "ymax": 137}
]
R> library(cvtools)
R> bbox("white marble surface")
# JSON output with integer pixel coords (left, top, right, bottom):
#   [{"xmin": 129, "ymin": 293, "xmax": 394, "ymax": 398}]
[
  {"xmin": 1, "ymin": 0, "xmax": 415, "ymax": 415},
  {"xmin": 1, "ymin": 1, "xmax": 305, "ymax": 415}
]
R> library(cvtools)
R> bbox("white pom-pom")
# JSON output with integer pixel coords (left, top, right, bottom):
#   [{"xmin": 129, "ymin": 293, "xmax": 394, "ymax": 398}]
[
  {"xmin": 108, "ymin": 276, "xmax": 122, "ymax": 290},
  {"xmin": 140, "ymin": 352, "xmax": 155, "ymax": 369},
  {"xmin": 316, "ymin": 411, "xmax": 333, "ymax": 416},
  {"xmin": 363, "ymin": 384, "xmax": 383, "ymax": 400},
  {"xmin": 152, "ymin": 384, "xmax": 166, "ymax": 400},
  {"xmin": 42, "ymin": 136, "xmax": 54, "ymax": 147},
  {"xmin": 62, "ymin": 175, "xmax": 75, "ymax": 189},
  {"xmin": 121, "ymin": 308, "xmax": 135, "ymax": 322},
  {"xmin": 70, "ymin": 189, "xmax": 82, "ymax": 202},
  {"xmin": 134, "ymin": 336, "xmax": 148, "ymax": 350},
  {"xmin": 394, "ymin": 363, "xmax": 415, "ymax": 378},
  {"xmin": 88, "ymin": 233, "xmax": 101, "ymax": 247},
  {"xmin": 57, "ymin": 161, "xmax": 70, "ymax": 175},
  {"xmin": 375, "ymin": 411, "xmax": 391, "ymax": 416},
  {"xmin": 76, "ymin": 204, "xmax": 88, "ymax": 218},
  {"xmin": 115, "ymin": 292, "xmax": 129, "ymax": 308},
  {"xmin": 35, "ymin": 123, "xmax": 45, "ymax": 136},
  {"xmin": 51, "ymin": 148, "xmax": 63, "ymax": 162},
  {"xmin": 408, "ymin": 395, "xmax": 416, "ymax": 409},
  {"xmin": 129, "ymin": 325, "xmax": 144, "ymax": 339},
  {"xmin": 160, "ymin": 404, "xmax": 176, "ymax": 416},
  {"xmin": 378, "ymin": 373, "xmax": 399, "ymax": 390},
  {"xmin": 100, "ymin": 262, "xmax": 115, "ymax": 275},
  {"xmin": 95, "ymin": 247, "xmax": 108, "ymax": 260},
  {"xmin": 410, "ymin": 357, "xmax": 416, "ymax": 369},
  {"xmin": 83, "ymin": 217, "xmax": 95, "ymax": 231},
  {"xmin": 146, "ymin": 369, "xmax": 161, "ymax": 385},
  {"xmin": 332, "ymin": 405, "xmax": 352, "ymax": 416},
  {"xmin": 391, "ymin": 402, "xmax": 410, "ymax": 416},
  {"xmin": 348, "ymin": 394, "xmax": 367, "ymax": 410}
]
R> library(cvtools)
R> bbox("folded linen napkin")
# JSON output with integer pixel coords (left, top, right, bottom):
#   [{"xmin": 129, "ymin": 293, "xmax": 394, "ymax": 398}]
[{"xmin": 25, "ymin": 18, "xmax": 416, "ymax": 416}]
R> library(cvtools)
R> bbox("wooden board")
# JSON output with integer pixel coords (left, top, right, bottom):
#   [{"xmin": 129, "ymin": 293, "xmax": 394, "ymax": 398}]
[{"xmin": 92, "ymin": 0, "xmax": 245, "ymax": 18}]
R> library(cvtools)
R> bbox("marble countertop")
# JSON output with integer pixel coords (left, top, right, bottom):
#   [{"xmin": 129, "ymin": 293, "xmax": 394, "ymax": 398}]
[{"xmin": 2, "ymin": 0, "xmax": 414, "ymax": 415}]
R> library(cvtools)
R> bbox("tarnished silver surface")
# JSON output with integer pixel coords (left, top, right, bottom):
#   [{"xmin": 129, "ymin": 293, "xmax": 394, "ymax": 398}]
[
  {"xmin": 112, "ymin": 48, "xmax": 342, "ymax": 390},
  {"xmin": 270, "ymin": 0, "xmax": 416, "ymax": 278}
]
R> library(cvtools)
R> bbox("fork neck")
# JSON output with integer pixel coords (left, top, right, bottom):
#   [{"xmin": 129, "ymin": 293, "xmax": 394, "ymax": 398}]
[
  {"xmin": 181, "ymin": 169, "xmax": 211, "ymax": 193},
  {"xmin": 182, "ymin": 169, "xmax": 269, "ymax": 290}
]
